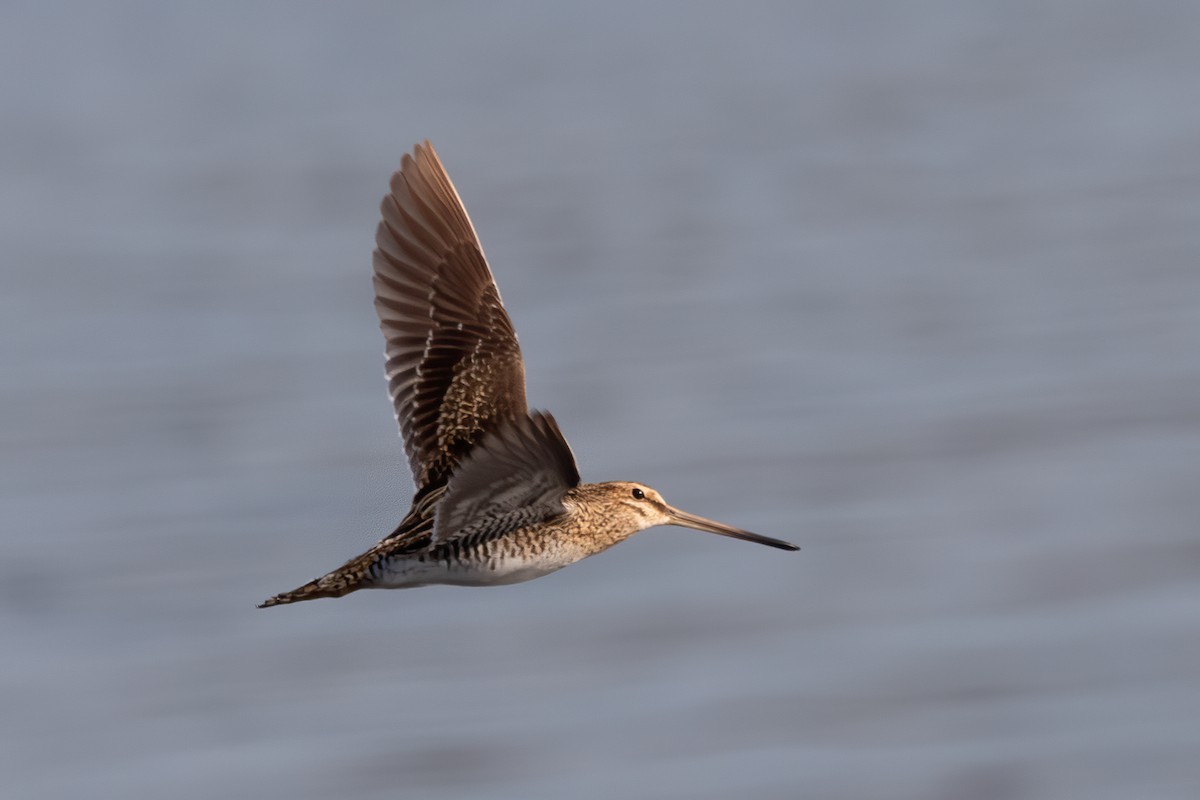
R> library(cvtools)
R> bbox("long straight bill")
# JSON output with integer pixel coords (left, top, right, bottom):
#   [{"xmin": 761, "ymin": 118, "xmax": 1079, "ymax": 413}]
[{"xmin": 666, "ymin": 507, "xmax": 799, "ymax": 551}]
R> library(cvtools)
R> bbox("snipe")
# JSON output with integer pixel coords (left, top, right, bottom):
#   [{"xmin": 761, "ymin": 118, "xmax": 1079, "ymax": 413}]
[{"xmin": 259, "ymin": 142, "xmax": 797, "ymax": 608}]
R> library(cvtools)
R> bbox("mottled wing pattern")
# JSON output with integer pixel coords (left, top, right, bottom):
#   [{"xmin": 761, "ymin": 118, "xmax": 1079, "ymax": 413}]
[
  {"xmin": 433, "ymin": 411, "xmax": 580, "ymax": 544},
  {"xmin": 373, "ymin": 141, "xmax": 528, "ymax": 491}
]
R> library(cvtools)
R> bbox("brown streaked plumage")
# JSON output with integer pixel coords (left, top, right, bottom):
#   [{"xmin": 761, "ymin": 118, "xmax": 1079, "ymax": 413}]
[{"xmin": 258, "ymin": 141, "xmax": 796, "ymax": 609}]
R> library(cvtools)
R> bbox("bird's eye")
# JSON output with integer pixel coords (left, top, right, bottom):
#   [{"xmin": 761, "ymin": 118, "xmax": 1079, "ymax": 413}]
[{"xmin": 631, "ymin": 488, "xmax": 645, "ymax": 500}]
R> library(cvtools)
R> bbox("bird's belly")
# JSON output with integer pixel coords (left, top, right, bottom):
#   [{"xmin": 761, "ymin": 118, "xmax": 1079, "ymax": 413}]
[{"xmin": 371, "ymin": 548, "xmax": 580, "ymax": 589}]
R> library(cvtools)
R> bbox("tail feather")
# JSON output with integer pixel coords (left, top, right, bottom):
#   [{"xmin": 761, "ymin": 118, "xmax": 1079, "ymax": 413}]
[
  {"xmin": 257, "ymin": 569, "xmax": 364, "ymax": 608},
  {"xmin": 258, "ymin": 581, "xmax": 339, "ymax": 608},
  {"xmin": 258, "ymin": 533, "xmax": 408, "ymax": 608}
]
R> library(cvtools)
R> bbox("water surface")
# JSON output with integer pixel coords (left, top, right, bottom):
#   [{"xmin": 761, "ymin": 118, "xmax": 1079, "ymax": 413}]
[{"xmin": 3, "ymin": 3, "xmax": 1199, "ymax": 798}]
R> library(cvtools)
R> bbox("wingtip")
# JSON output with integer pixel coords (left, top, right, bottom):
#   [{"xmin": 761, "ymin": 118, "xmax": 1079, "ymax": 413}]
[
  {"xmin": 399, "ymin": 139, "xmax": 432, "ymax": 174},
  {"xmin": 411, "ymin": 139, "xmax": 437, "ymax": 164}
]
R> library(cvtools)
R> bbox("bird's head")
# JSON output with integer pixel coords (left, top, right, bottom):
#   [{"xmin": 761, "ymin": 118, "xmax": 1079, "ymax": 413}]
[{"xmin": 571, "ymin": 481, "xmax": 799, "ymax": 551}]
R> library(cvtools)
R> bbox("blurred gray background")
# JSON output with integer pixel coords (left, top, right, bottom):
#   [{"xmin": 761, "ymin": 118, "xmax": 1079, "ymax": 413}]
[{"xmin": 3, "ymin": 2, "xmax": 1199, "ymax": 798}]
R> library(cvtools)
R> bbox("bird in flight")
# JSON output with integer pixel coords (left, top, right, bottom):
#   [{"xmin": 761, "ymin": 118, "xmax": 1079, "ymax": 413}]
[{"xmin": 259, "ymin": 142, "xmax": 797, "ymax": 608}]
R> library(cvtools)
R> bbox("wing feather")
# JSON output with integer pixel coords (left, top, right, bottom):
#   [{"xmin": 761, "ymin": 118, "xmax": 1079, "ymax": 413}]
[
  {"xmin": 373, "ymin": 141, "xmax": 528, "ymax": 490},
  {"xmin": 432, "ymin": 412, "xmax": 580, "ymax": 544}
]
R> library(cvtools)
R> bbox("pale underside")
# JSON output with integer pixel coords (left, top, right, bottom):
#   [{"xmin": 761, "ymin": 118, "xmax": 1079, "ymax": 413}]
[{"xmin": 370, "ymin": 533, "xmax": 583, "ymax": 589}]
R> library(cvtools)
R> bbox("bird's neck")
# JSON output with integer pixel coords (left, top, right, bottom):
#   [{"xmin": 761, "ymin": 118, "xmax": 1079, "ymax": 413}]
[{"xmin": 562, "ymin": 486, "xmax": 643, "ymax": 556}]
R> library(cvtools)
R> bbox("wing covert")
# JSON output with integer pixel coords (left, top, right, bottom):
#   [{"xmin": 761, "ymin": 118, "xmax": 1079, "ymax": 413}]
[{"xmin": 432, "ymin": 412, "xmax": 580, "ymax": 544}]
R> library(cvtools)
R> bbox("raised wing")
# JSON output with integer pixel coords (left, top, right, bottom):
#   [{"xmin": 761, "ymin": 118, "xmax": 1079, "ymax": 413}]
[
  {"xmin": 432, "ymin": 411, "xmax": 580, "ymax": 544},
  {"xmin": 373, "ymin": 141, "xmax": 528, "ymax": 490}
]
